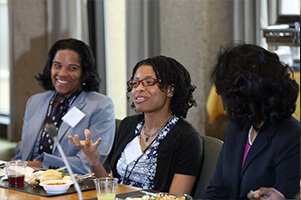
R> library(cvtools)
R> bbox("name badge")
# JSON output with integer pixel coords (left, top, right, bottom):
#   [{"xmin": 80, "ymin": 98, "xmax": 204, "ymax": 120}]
[
  {"xmin": 62, "ymin": 106, "xmax": 85, "ymax": 128},
  {"xmin": 124, "ymin": 137, "xmax": 143, "ymax": 164}
]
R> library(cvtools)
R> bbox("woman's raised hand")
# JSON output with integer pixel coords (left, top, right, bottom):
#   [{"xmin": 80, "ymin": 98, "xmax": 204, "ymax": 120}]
[{"xmin": 68, "ymin": 129, "xmax": 102, "ymax": 166}]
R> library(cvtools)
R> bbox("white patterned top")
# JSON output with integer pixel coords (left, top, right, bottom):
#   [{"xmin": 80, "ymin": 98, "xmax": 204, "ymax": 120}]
[{"xmin": 116, "ymin": 116, "xmax": 179, "ymax": 189}]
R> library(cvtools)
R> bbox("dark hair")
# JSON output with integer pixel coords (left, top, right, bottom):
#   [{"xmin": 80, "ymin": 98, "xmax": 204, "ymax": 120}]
[
  {"xmin": 36, "ymin": 38, "xmax": 100, "ymax": 91},
  {"xmin": 128, "ymin": 55, "xmax": 197, "ymax": 118},
  {"xmin": 211, "ymin": 43, "xmax": 299, "ymax": 129}
]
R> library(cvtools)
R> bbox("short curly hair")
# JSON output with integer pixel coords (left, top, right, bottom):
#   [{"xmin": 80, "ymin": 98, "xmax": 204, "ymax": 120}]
[
  {"xmin": 211, "ymin": 43, "xmax": 299, "ymax": 129},
  {"xmin": 35, "ymin": 38, "xmax": 100, "ymax": 92},
  {"xmin": 127, "ymin": 55, "xmax": 197, "ymax": 118}
]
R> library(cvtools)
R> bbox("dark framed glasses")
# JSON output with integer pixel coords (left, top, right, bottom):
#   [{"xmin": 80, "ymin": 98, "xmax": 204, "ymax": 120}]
[{"xmin": 127, "ymin": 78, "xmax": 161, "ymax": 89}]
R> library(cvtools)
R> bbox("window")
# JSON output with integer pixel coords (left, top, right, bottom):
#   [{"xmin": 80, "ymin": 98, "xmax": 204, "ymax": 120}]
[
  {"xmin": 278, "ymin": 0, "xmax": 300, "ymax": 15},
  {"xmin": 0, "ymin": 0, "xmax": 9, "ymax": 117}
]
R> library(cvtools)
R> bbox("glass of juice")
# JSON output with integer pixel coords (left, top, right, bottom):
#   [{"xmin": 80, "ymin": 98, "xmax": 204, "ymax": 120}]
[
  {"xmin": 5, "ymin": 161, "xmax": 27, "ymax": 186},
  {"xmin": 93, "ymin": 177, "xmax": 118, "ymax": 200}
]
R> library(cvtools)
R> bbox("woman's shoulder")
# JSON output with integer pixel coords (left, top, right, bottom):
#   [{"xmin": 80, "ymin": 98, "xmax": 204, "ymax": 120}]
[
  {"xmin": 114, "ymin": 115, "xmax": 143, "ymax": 146},
  {"xmin": 123, "ymin": 114, "xmax": 143, "ymax": 120},
  {"xmin": 162, "ymin": 117, "xmax": 202, "ymax": 146},
  {"xmin": 84, "ymin": 91, "xmax": 112, "ymax": 101},
  {"xmin": 158, "ymin": 118, "xmax": 202, "ymax": 156},
  {"xmin": 174, "ymin": 117, "xmax": 200, "ymax": 136},
  {"xmin": 28, "ymin": 91, "xmax": 54, "ymax": 101},
  {"xmin": 275, "ymin": 117, "xmax": 300, "ymax": 137},
  {"xmin": 119, "ymin": 114, "xmax": 143, "ymax": 128},
  {"xmin": 271, "ymin": 117, "xmax": 300, "ymax": 159},
  {"xmin": 282, "ymin": 116, "xmax": 300, "ymax": 129},
  {"xmin": 82, "ymin": 91, "xmax": 114, "ymax": 106}
]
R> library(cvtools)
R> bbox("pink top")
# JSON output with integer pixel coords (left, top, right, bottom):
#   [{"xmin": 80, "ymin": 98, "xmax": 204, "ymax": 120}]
[{"xmin": 242, "ymin": 139, "xmax": 251, "ymax": 167}]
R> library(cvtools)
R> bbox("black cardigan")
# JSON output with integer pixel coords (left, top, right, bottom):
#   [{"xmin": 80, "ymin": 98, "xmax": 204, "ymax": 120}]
[{"xmin": 108, "ymin": 114, "xmax": 203, "ymax": 192}]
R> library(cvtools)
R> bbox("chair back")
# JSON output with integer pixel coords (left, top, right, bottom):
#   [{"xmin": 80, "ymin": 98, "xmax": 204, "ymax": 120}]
[
  {"xmin": 104, "ymin": 119, "xmax": 122, "ymax": 173},
  {"xmin": 192, "ymin": 135, "xmax": 223, "ymax": 199},
  {"xmin": 115, "ymin": 119, "xmax": 122, "ymax": 134}
]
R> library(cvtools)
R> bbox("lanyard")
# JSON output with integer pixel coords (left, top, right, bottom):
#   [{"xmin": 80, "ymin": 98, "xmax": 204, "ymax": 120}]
[
  {"xmin": 122, "ymin": 138, "xmax": 153, "ymax": 184},
  {"xmin": 38, "ymin": 89, "xmax": 82, "ymax": 155},
  {"xmin": 122, "ymin": 114, "xmax": 175, "ymax": 184},
  {"xmin": 44, "ymin": 89, "xmax": 82, "ymax": 124}
]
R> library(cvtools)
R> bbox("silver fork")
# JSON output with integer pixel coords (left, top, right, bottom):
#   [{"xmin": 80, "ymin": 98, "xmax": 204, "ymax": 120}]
[
  {"xmin": 56, "ymin": 166, "xmax": 67, "ymax": 171},
  {"xmin": 76, "ymin": 173, "xmax": 95, "ymax": 182},
  {"xmin": 140, "ymin": 190, "xmax": 161, "ymax": 197}
]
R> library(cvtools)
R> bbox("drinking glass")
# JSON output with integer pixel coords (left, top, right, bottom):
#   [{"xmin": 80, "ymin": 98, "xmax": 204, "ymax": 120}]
[
  {"xmin": 5, "ymin": 161, "xmax": 27, "ymax": 186},
  {"xmin": 93, "ymin": 177, "xmax": 118, "ymax": 200}
]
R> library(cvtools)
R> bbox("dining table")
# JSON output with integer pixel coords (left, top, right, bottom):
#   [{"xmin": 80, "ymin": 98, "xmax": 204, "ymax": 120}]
[{"xmin": 0, "ymin": 181, "xmax": 142, "ymax": 200}]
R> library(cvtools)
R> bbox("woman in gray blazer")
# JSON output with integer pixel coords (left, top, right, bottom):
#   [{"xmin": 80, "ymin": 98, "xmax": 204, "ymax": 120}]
[{"xmin": 12, "ymin": 38, "xmax": 115, "ymax": 174}]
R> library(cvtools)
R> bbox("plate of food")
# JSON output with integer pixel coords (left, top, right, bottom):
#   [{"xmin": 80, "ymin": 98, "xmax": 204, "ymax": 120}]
[
  {"xmin": 125, "ymin": 191, "xmax": 193, "ymax": 200},
  {"xmin": 26, "ymin": 168, "xmax": 94, "ymax": 190},
  {"xmin": 39, "ymin": 179, "xmax": 73, "ymax": 194},
  {"xmin": 26, "ymin": 169, "xmax": 64, "ymax": 186}
]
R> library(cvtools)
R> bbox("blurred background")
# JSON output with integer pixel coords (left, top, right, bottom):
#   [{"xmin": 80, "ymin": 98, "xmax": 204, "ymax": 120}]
[{"xmin": 0, "ymin": 0, "xmax": 299, "ymax": 160}]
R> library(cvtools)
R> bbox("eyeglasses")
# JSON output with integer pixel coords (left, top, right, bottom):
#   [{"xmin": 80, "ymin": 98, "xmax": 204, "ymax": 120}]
[{"xmin": 127, "ymin": 78, "xmax": 161, "ymax": 89}]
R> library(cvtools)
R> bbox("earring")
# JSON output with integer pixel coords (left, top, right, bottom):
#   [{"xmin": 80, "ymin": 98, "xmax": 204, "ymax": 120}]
[{"xmin": 167, "ymin": 88, "xmax": 174, "ymax": 97}]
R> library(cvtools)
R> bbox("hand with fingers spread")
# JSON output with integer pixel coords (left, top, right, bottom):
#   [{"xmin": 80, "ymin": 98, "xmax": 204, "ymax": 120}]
[
  {"xmin": 68, "ymin": 129, "xmax": 110, "ymax": 178},
  {"xmin": 68, "ymin": 129, "xmax": 102, "ymax": 166}
]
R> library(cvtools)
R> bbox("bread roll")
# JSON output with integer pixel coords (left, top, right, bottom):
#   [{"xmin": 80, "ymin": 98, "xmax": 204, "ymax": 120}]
[{"xmin": 40, "ymin": 169, "xmax": 62, "ymax": 182}]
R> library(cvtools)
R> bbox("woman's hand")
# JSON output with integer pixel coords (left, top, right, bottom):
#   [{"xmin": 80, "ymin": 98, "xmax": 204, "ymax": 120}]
[
  {"xmin": 247, "ymin": 187, "xmax": 285, "ymax": 200},
  {"xmin": 68, "ymin": 129, "xmax": 102, "ymax": 166}
]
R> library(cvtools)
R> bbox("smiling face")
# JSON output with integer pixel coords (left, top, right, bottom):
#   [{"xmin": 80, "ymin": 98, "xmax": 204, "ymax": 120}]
[
  {"xmin": 51, "ymin": 49, "xmax": 83, "ymax": 98},
  {"xmin": 131, "ymin": 65, "xmax": 173, "ymax": 115}
]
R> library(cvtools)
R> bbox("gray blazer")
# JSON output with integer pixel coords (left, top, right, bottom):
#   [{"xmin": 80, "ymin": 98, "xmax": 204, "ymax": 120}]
[{"xmin": 12, "ymin": 90, "xmax": 115, "ymax": 174}]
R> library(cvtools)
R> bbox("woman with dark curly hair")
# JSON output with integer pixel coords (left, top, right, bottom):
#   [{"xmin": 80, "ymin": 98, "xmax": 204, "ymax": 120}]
[
  {"xmin": 12, "ymin": 38, "xmax": 115, "ymax": 175},
  {"xmin": 203, "ymin": 43, "xmax": 300, "ymax": 200},
  {"xmin": 69, "ymin": 55, "xmax": 203, "ymax": 194}
]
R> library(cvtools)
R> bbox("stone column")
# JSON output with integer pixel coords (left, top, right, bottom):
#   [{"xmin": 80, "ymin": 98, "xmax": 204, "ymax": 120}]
[
  {"xmin": 159, "ymin": 0, "xmax": 232, "ymax": 135},
  {"xmin": 9, "ymin": 0, "xmax": 47, "ymax": 141}
]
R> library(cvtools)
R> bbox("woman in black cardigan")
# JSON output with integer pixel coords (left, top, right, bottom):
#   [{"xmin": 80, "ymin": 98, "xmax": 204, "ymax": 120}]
[{"xmin": 69, "ymin": 55, "xmax": 203, "ymax": 194}]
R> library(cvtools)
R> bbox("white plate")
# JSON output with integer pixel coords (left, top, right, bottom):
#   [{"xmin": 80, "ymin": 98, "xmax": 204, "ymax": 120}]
[
  {"xmin": 0, "ymin": 161, "xmax": 7, "ymax": 177},
  {"xmin": 40, "ymin": 180, "xmax": 73, "ymax": 194},
  {"xmin": 126, "ymin": 192, "xmax": 192, "ymax": 200},
  {"xmin": 43, "ymin": 189, "xmax": 69, "ymax": 194},
  {"xmin": 0, "ymin": 169, "xmax": 5, "ymax": 177}
]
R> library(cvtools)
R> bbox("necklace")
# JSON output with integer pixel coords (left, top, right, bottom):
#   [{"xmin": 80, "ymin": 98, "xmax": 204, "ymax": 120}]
[
  {"xmin": 143, "ymin": 126, "xmax": 162, "ymax": 142},
  {"xmin": 248, "ymin": 125, "xmax": 253, "ymax": 146},
  {"xmin": 143, "ymin": 115, "xmax": 173, "ymax": 142}
]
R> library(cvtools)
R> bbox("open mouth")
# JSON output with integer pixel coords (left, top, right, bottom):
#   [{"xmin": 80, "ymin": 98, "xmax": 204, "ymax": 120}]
[
  {"xmin": 57, "ymin": 79, "xmax": 69, "ymax": 84},
  {"xmin": 135, "ymin": 96, "xmax": 147, "ymax": 103}
]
